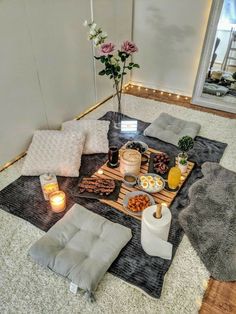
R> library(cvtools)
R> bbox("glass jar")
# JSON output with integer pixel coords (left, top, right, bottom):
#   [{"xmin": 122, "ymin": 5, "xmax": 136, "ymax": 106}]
[{"xmin": 167, "ymin": 166, "xmax": 181, "ymax": 190}]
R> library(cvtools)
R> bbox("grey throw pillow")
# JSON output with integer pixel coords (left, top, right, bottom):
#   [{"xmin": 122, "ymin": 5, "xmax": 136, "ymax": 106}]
[
  {"xmin": 29, "ymin": 204, "xmax": 132, "ymax": 300},
  {"xmin": 143, "ymin": 113, "xmax": 201, "ymax": 146}
]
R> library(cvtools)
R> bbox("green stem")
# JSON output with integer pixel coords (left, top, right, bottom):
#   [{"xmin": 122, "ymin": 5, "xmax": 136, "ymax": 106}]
[
  {"xmin": 114, "ymin": 79, "xmax": 121, "ymax": 113},
  {"xmin": 119, "ymin": 58, "xmax": 127, "ymax": 104}
]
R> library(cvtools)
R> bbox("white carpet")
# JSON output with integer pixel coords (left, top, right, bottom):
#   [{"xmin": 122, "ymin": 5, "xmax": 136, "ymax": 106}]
[{"xmin": 0, "ymin": 95, "xmax": 235, "ymax": 314}]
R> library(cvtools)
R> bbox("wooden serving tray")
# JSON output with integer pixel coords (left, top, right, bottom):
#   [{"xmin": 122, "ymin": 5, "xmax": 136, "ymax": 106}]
[{"xmin": 92, "ymin": 147, "xmax": 194, "ymax": 221}]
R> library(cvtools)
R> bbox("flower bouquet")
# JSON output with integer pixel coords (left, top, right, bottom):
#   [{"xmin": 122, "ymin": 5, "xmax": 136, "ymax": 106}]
[{"xmin": 84, "ymin": 21, "xmax": 140, "ymax": 126}]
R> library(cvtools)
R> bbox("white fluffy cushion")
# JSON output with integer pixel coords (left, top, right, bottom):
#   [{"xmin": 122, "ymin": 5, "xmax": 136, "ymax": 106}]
[
  {"xmin": 21, "ymin": 130, "xmax": 85, "ymax": 177},
  {"xmin": 62, "ymin": 119, "xmax": 110, "ymax": 154}
]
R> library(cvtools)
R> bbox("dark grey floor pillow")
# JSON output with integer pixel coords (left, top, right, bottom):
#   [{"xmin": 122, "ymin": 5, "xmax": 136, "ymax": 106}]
[
  {"xmin": 143, "ymin": 113, "xmax": 201, "ymax": 146},
  {"xmin": 179, "ymin": 162, "xmax": 236, "ymax": 281},
  {"xmin": 29, "ymin": 204, "xmax": 132, "ymax": 300}
]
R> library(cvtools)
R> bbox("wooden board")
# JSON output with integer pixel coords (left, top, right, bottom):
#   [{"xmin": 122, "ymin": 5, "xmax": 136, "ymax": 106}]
[{"xmin": 93, "ymin": 147, "xmax": 194, "ymax": 220}]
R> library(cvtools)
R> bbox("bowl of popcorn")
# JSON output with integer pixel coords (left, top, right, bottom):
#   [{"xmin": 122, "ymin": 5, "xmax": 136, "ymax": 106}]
[{"xmin": 138, "ymin": 173, "xmax": 165, "ymax": 193}]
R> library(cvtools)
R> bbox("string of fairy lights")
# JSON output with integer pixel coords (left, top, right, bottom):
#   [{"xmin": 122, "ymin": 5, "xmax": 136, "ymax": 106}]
[{"xmin": 125, "ymin": 84, "xmax": 189, "ymax": 101}]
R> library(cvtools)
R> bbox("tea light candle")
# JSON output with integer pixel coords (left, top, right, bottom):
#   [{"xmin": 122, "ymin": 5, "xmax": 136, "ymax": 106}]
[
  {"xmin": 97, "ymin": 169, "xmax": 103, "ymax": 175},
  {"xmin": 49, "ymin": 191, "xmax": 66, "ymax": 213}
]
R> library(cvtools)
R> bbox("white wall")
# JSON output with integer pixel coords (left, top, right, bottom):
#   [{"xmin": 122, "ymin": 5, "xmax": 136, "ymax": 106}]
[
  {"xmin": 0, "ymin": 0, "xmax": 133, "ymax": 167},
  {"xmin": 132, "ymin": 0, "xmax": 212, "ymax": 96},
  {"xmin": 93, "ymin": 0, "xmax": 133, "ymax": 101}
]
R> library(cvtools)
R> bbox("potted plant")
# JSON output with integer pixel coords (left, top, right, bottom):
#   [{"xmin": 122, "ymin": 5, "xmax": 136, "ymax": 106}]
[{"xmin": 177, "ymin": 136, "xmax": 194, "ymax": 174}]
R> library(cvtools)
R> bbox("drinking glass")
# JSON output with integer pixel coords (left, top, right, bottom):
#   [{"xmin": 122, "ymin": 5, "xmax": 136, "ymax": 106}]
[
  {"xmin": 167, "ymin": 166, "xmax": 181, "ymax": 189},
  {"xmin": 108, "ymin": 146, "xmax": 119, "ymax": 166}
]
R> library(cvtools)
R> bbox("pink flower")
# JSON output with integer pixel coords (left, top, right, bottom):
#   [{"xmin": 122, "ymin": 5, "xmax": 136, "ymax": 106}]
[
  {"xmin": 100, "ymin": 42, "xmax": 115, "ymax": 55},
  {"xmin": 121, "ymin": 40, "xmax": 138, "ymax": 54}
]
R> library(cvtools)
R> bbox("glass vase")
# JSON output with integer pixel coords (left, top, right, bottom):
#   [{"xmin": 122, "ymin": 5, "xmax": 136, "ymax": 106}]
[{"xmin": 112, "ymin": 86, "xmax": 125, "ymax": 129}]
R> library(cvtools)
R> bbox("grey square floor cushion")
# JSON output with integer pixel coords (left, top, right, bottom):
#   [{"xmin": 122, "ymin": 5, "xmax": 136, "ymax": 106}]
[
  {"xmin": 29, "ymin": 204, "xmax": 132, "ymax": 300},
  {"xmin": 143, "ymin": 113, "xmax": 201, "ymax": 146}
]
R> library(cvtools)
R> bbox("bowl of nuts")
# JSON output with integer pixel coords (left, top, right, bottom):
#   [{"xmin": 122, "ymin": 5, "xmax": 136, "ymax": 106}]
[{"xmin": 123, "ymin": 191, "xmax": 155, "ymax": 216}]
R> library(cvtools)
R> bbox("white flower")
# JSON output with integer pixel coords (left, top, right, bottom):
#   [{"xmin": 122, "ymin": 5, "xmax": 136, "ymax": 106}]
[
  {"xmin": 83, "ymin": 20, "xmax": 88, "ymax": 27},
  {"xmin": 89, "ymin": 29, "xmax": 96, "ymax": 36},
  {"xmin": 110, "ymin": 57, "xmax": 117, "ymax": 65},
  {"xmin": 93, "ymin": 36, "xmax": 100, "ymax": 46},
  {"xmin": 91, "ymin": 22, "xmax": 97, "ymax": 30}
]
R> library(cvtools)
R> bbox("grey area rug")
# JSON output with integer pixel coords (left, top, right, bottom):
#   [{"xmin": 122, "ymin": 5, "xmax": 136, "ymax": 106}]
[
  {"xmin": 179, "ymin": 162, "xmax": 236, "ymax": 281},
  {"xmin": 0, "ymin": 111, "xmax": 227, "ymax": 298}
]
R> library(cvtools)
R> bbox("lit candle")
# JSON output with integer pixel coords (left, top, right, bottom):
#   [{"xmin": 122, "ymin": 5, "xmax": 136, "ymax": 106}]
[
  {"xmin": 97, "ymin": 169, "xmax": 104, "ymax": 175},
  {"xmin": 40, "ymin": 173, "xmax": 59, "ymax": 200},
  {"xmin": 49, "ymin": 191, "xmax": 66, "ymax": 213}
]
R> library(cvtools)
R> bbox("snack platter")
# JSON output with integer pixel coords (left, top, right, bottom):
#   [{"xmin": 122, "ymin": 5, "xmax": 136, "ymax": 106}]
[
  {"xmin": 92, "ymin": 146, "xmax": 195, "ymax": 221},
  {"xmin": 75, "ymin": 176, "xmax": 122, "ymax": 201}
]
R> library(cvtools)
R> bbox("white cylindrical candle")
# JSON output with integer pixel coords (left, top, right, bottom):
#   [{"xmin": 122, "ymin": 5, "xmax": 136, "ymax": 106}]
[{"xmin": 49, "ymin": 191, "xmax": 66, "ymax": 213}]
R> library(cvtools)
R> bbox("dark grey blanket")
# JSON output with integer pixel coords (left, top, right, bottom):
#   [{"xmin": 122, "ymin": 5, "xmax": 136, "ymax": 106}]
[
  {"xmin": 179, "ymin": 162, "xmax": 236, "ymax": 281},
  {"xmin": 0, "ymin": 112, "xmax": 227, "ymax": 298}
]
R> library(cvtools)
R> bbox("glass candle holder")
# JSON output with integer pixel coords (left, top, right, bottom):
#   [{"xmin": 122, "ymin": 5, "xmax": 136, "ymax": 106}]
[
  {"xmin": 108, "ymin": 146, "xmax": 119, "ymax": 167},
  {"xmin": 167, "ymin": 166, "xmax": 181, "ymax": 190},
  {"xmin": 49, "ymin": 191, "xmax": 66, "ymax": 213}
]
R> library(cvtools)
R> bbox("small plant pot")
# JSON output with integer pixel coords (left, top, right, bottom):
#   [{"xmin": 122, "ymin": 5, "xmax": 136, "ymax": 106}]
[
  {"xmin": 178, "ymin": 152, "xmax": 188, "ymax": 174},
  {"xmin": 178, "ymin": 162, "xmax": 188, "ymax": 174}
]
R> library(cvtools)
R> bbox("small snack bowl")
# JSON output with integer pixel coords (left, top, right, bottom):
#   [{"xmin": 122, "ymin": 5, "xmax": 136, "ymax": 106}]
[
  {"xmin": 123, "ymin": 173, "xmax": 137, "ymax": 187},
  {"xmin": 141, "ymin": 154, "xmax": 149, "ymax": 165}
]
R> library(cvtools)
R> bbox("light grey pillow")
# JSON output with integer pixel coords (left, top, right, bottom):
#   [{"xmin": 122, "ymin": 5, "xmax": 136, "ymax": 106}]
[
  {"xmin": 21, "ymin": 130, "xmax": 85, "ymax": 177},
  {"xmin": 143, "ymin": 113, "xmax": 201, "ymax": 146},
  {"xmin": 29, "ymin": 204, "xmax": 132, "ymax": 300},
  {"xmin": 62, "ymin": 119, "xmax": 110, "ymax": 154},
  {"xmin": 203, "ymin": 83, "xmax": 229, "ymax": 96}
]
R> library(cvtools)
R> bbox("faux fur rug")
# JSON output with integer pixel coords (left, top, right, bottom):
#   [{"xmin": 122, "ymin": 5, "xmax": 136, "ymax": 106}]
[
  {"xmin": 179, "ymin": 162, "xmax": 236, "ymax": 281},
  {"xmin": 0, "ymin": 112, "xmax": 227, "ymax": 299}
]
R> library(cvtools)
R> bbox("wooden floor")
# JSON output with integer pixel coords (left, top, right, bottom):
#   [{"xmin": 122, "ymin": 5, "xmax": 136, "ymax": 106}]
[
  {"xmin": 125, "ymin": 84, "xmax": 236, "ymax": 119},
  {"xmin": 125, "ymin": 84, "xmax": 236, "ymax": 314}
]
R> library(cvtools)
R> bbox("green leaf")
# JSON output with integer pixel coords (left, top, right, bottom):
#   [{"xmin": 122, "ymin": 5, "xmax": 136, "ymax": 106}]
[
  {"xmin": 129, "ymin": 62, "xmax": 134, "ymax": 66},
  {"xmin": 98, "ymin": 70, "xmax": 106, "ymax": 76},
  {"xmin": 133, "ymin": 64, "xmax": 140, "ymax": 68},
  {"xmin": 94, "ymin": 56, "xmax": 101, "ymax": 60}
]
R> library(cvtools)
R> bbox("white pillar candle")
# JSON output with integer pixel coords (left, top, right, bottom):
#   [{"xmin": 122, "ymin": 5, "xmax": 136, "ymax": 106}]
[{"xmin": 49, "ymin": 191, "xmax": 66, "ymax": 213}]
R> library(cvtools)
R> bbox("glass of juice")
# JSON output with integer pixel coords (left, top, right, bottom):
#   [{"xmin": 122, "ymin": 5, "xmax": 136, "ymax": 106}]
[{"xmin": 167, "ymin": 166, "xmax": 181, "ymax": 190}]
